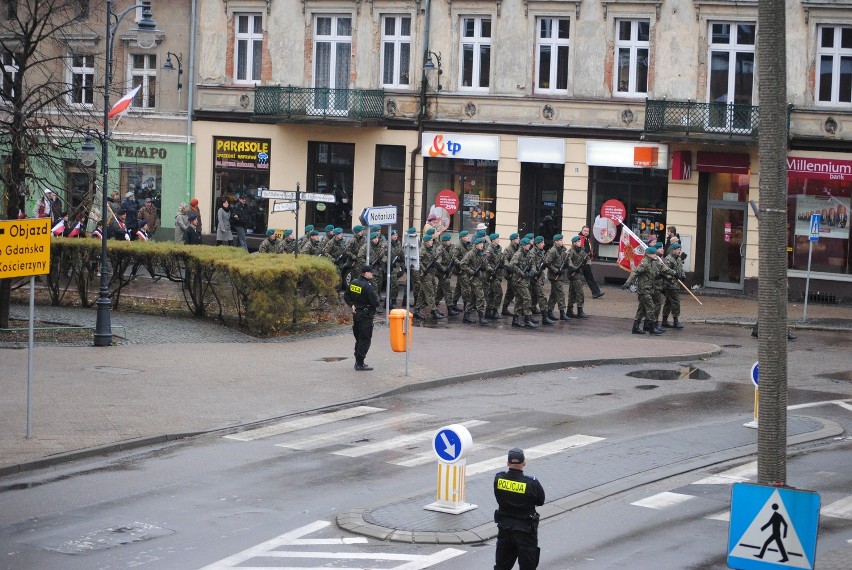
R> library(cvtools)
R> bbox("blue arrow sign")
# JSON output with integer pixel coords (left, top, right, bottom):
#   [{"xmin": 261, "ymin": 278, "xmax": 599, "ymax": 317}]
[
  {"xmin": 809, "ymin": 214, "xmax": 820, "ymax": 242},
  {"xmin": 434, "ymin": 428, "xmax": 463, "ymax": 462}
]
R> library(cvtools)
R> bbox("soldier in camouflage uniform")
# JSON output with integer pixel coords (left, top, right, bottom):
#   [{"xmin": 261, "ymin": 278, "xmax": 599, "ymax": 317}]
[
  {"xmin": 566, "ymin": 236, "xmax": 590, "ymax": 318},
  {"xmin": 387, "ymin": 230, "xmax": 403, "ymax": 308},
  {"xmin": 484, "ymin": 233, "xmax": 505, "ymax": 319},
  {"xmin": 460, "ymin": 237, "xmax": 489, "ymax": 325},
  {"xmin": 300, "ymin": 230, "xmax": 322, "ymax": 255},
  {"xmin": 450, "ymin": 231, "xmax": 472, "ymax": 310},
  {"xmin": 623, "ymin": 246, "xmax": 674, "ymax": 334},
  {"xmin": 545, "ymin": 234, "xmax": 571, "ymax": 321},
  {"xmin": 661, "ymin": 242, "xmax": 685, "ymax": 329},
  {"xmin": 509, "ymin": 238, "xmax": 539, "ymax": 328},
  {"xmin": 320, "ymin": 226, "xmax": 345, "ymax": 258},
  {"xmin": 344, "ymin": 225, "xmax": 367, "ymax": 282},
  {"xmin": 501, "ymin": 233, "xmax": 521, "ymax": 316},
  {"xmin": 297, "ymin": 224, "xmax": 315, "ymax": 251},
  {"xmin": 257, "ymin": 229, "xmax": 279, "ymax": 254},
  {"xmin": 435, "ymin": 234, "xmax": 459, "ymax": 315},
  {"xmin": 530, "ymin": 236, "xmax": 556, "ymax": 324},
  {"xmin": 415, "ymin": 233, "xmax": 444, "ymax": 320},
  {"xmin": 358, "ymin": 231, "xmax": 386, "ymax": 292},
  {"xmin": 278, "ymin": 229, "xmax": 296, "ymax": 253}
]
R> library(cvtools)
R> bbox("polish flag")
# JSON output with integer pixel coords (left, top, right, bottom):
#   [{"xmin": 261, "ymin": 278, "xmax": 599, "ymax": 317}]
[
  {"xmin": 616, "ymin": 223, "xmax": 646, "ymax": 271},
  {"xmin": 108, "ymin": 85, "xmax": 141, "ymax": 119},
  {"xmin": 52, "ymin": 220, "xmax": 66, "ymax": 236},
  {"xmin": 68, "ymin": 222, "xmax": 82, "ymax": 237}
]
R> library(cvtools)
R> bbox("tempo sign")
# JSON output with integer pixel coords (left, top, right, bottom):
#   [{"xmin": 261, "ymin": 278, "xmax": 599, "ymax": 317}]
[{"xmin": 0, "ymin": 218, "xmax": 51, "ymax": 278}]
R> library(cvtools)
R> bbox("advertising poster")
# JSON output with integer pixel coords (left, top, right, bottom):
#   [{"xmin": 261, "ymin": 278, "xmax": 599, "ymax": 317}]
[
  {"xmin": 794, "ymin": 195, "xmax": 849, "ymax": 239},
  {"xmin": 631, "ymin": 207, "xmax": 665, "ymax": 243}
]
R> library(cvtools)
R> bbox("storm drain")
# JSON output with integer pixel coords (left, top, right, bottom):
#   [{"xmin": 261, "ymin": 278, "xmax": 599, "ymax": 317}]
[
  {"xmin": 626, "ymin": 366, "xmax": 711, "ymax": 381},
  {"xmin": 44, "ymin": 522, "xmax": 174, "ymax": 554},
  {"xmin": 317, "ymin": 356, "xmax": 348, "ymax": 362},
  {"xmin": 635, "ymin": 384, "xmax": 659, "ymax": 390}
]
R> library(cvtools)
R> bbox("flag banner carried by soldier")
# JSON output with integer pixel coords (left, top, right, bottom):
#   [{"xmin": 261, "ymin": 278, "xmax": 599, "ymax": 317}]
[{"xmin": 617, "ymin": 224, "xmax": 646, "ymax": 271}]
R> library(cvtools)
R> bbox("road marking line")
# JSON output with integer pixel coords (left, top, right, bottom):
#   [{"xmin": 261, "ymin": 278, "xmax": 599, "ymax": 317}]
[
  {"xmin": 705, "ymin": 509, "xmax": 730, "ymax": 522},
  {"xmin": 836, "ymin": 401, "xmax": 852, "ymax": 412},
  {"xmin": 224, "ymin": 406, "xmax": 385, "ymax": 441},
  {"xmin": 275, "ymin": 413, "xmax": 431, "ymax": 450},
  {"xmin": 693, "ymin": 461, "xmax": 757, "ymax": 485},
  {"xmin": 822, "ymin": 496, "xmax": 852, "ymax": 520},
  {"xmin": 332, "ymin": 420, "xmax": 488, "ymax": 458},
  {"xmin": 466, "ymin": 435, "xmax": 605, "ymax": 477},
  {"xmin": 389, "ymin": 426, "xmax": 539, "ymax": 467},
  {"xmin": 631, "ymin": 491, "xmax": 695, "ymax": 510},
  {"xmin": 787, "ymin": 399, "xmax": 852, "ymax": 411}
]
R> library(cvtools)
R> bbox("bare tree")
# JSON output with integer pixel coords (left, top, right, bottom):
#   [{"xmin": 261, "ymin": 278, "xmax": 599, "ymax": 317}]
[
  {"xmin": 757, "ymin": 0, "xmax": 788, "ymax": 485},
  {"xmin": 0, "ymin": 0, "xmax": 102, "ymax": 327}
]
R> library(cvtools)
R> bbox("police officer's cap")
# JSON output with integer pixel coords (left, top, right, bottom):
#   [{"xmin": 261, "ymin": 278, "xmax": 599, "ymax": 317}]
[
  {"xmin": 510, "ymin": 232, "xmax": 519, "ymax": 240},
  {"xmin": 670, "ymin": 242, "xmax": 682, "ymax": 250},
  {"xmin": 324, "ymin": 224, "xmax": 335, "ymax": 232},
  {"xmin": 553, "ymin": 234, "xmax": 564, "ymax": 241},
  {"xmin": 459, "ymin": 230, "xmax": 469, "ymax": 237},
  {"xmin": 520, "ymin": 237, "xmax": 531, "ymax": 245},
  {"xmin": 370, "ymin": 231, "xmax": 379, "ymax": 239},
  {"xmin": 423, "ymin": 234, "xmax": 434, "ymax": 242},
  {"xmin": 508, "ymin": 448, "xmax": 525, "ymax": 464},
  {"xmin": 362, "ymin": 265, "xmax": 373, "ymax": 274},
  {"xmin": 441, "ymin": 233, "xmax": 452, "ymax": 241},
  {"xmin": 473, "ymin": 237, "xmax": 484, "ymax": 244},
  {"xmin": 265, "ymin": 229, "xmax": 275, "ymax": 236},
  {"xmin": 353, "ymin": 225, "xmax": 364, "ymax": 232},
  {"xmin": 571, "ymin": 236, "xmax": 581, "ymax": 243},
  {"xmin": 489, "ymin": 233, "xmax": 500, "ymax": 240},
  {"xmin": 283, "ymin": 229, "xmax": 293, "ymax": 236},
  {"xmin": 333, "ymin": 227, "xmax": 343, "ymax": 235},
  {"xmin": 524, "ymin": 233, "xmax": 534, "ymax": 240},
  {"xmin": 534, "ymin": 236, "xmax": 544, "ymax": 244}
]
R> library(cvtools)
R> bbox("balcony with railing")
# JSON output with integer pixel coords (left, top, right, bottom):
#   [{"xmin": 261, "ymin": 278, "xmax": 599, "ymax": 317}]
[
  {"xmin": 644, "ymin": 99, "xmax": 760, "ymax": 140},
  {"xmin": 254, "ymin": 86, "xmax": 385, "ymax": 121}
]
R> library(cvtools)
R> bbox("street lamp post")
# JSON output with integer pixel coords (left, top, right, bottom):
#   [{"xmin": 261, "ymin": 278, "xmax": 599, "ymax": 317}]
[{"xmin": 79, "ymin": 0, "xmax": 159, "ymax": 347}]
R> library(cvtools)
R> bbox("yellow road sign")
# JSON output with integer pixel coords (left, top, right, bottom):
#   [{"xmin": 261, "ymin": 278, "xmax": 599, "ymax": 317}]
[{"xmin": 0, "ymin": 218, "xmax": 51, "ymax": 278}]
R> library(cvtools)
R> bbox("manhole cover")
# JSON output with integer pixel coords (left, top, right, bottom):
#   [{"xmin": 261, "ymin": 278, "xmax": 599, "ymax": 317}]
[
  {"xmin": 595, "ymin": 392, "xmax": 613, "ymax": 396},
  {"xmin": 317, "ymin": 356, "xmax": 347, "ymax": 362},
  {"xmin": 43, "ymin": 522, "xmax": 173, "ymax": 554},
  {"xmin": 816, "ymin": 370, "xmax": 852, "ymax": 383},
  {"xmin": 626, "ymin": 366, "xmax": 711, "ymax": 380},
  {"xmin": 635, "ymin": 384, "xmax": 659, "ymax": 390},
  {"xmin": 84, "ymin": 366, "xmax": 141, "ymax": 375}
]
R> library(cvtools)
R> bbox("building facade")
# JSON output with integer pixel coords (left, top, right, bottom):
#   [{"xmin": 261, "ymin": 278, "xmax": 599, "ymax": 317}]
[{"xmin": 190, "ymin": 0, "xmax": 850, "ymax": 298}]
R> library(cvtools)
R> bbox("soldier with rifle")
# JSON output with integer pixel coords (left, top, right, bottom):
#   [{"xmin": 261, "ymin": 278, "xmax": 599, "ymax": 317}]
[
  {"xmin": 501, "ymin": 233, "xmax": 521, "ymax": 316},
  {"xmin": 358, "ymin": 231, "xmax": 386, "ymax": 293},
  {"xmin": 530, "ymin": 236, "xmax": 556, "ymax": 324},
  {"xmin": 415, "ymin": 233, "xmax": 444, "ymax": 320},
  {"xmin": 544, "ymin": 234, "xmax": 572, "ymax": 321},
  {"xmin": 566, "ymin": 236, "xmax": 590, "ymax": 319},
  {"xmin": 344, "ymin": 225, "xmax": 367, "ymax": 282},
  {"xmin": 485, "ymin": 233, "xmax": 505, "ymax": 320},
  {"xmin": 387, "ymin": 230, "xmax": 403, "ymax": 309},
  {"xmin": 435, "ymin": 234, "xmax": 459, "ymax": 315},
  {"xmin": 509, "ymin": 238, "xmax": 539, "ymax": 328},
  {"xmin": 450, "ymin": 230, "xmax": 472, "ymax": 311},
  {"xmin": 460, "ymin": 237, "xmax": 489, "ymax": 325}
]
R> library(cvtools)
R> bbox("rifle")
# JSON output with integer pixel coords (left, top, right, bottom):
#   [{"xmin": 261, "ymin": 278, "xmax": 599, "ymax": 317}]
[
  {"xmin": 443, "ymin": 257, "xmax": 455, "ymax": 277},
  {"xmin": 551, "ymin": 255, "xmax": 567, "ymax": 279},
  {"xmin": 569, "ymin": 256, "xmax": 588, "ymax": 278}
]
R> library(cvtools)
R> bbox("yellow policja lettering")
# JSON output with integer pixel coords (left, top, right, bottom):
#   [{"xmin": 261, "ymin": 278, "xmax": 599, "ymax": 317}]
[
  {"xmin": 497, "ymin": 479, "xmax": 526, "ymax": 494},
  {"xmin": 349, "ymin": 284, "xmax": 362, "ymax": 294}
]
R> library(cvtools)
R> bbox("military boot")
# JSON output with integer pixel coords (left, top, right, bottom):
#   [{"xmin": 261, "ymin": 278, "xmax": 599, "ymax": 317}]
[
  {"xmin": 566, "ymin": 305, "xmax": 577, "ymax": 318},
  {"xmin": 511, "ymin": 315, "xmax": 525, "ymax": 328},
  {"xmin": 478, "ymin": 311, "xmax": 489, "ymax": 326},
  {"xmin": 632, "ymin": 320, "xmax": 645, "ymax": 334},
  {"xmin": 431, "ymin": 310, "xmax": 445, "ymax": 320},
  {"xmin": 501, "ymin": 304, "xmax": 512, "ymax": 317},
  {"xmin": 524, "ymin": 316, "xmax": 540, "ymax": 329},
  {"xmin": 542, "ymin": 312, "xmax": 557, "ymax": 325},
  {"xmin": 463, "ymin": 311, "xmax": 477, "ymax": 324},
  {"xmin": 559, "ymin": 309, "xmax": 571, "ymax": 321},
  {"xmin": 546, "ymin": 310, "xmax": 558, "ymax": 321},
  {"xmin": 531, "ymin": 306, "xmax": 541, "ymax": 315},
  {"xmin": 646, "ymin": 319, "xmax": 663, "ymax": 335},
  {"xmin": 576, "ymin": 306, "xmax": 589, "ymax": 319},
  {"xmin": 489, "ymin": 308, "xmax": 501, "ymax": 320},
  {"xmin": 661, "ymin": 316, "xmax": 672, "ymax": 328},
  {"xmin": 447, "ymin": 305, "xmax": 461, "ymax": 316},
  {"xmin": 673, "ymin": 317, "xmax": 684, "ymax": 329},
  {"xmin": 653, "ymin": 321, "xmax": 666, "ymax": 333}
]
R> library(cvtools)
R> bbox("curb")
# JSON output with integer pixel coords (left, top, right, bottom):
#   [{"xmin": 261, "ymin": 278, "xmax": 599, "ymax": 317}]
[
  {"xmin": 335, "ymin": 415, "xmax": 845, "ymax": 544},
  {"xmin": 0, "ymin": 346, "xmax": 721, "ymax": 478},
  {"xmin": 698, "ymin": 318, "xmax": 852, "ymax": 332}
]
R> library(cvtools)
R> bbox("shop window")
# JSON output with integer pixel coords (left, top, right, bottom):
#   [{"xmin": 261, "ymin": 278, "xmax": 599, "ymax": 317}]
[
  {"xmin": 381, "ymin": 15, "xmax": 411, "ymax": 88},
  {"xmin": 588, "ymin": 166, "xmax": 669, "ymax": 260},
  {"xmin": 535, "ymin": 17, "xmax": 570, "ymax": 93},
  {"xmin": 459, "ymin": 16, "xmax": 491, "ymax": 90},
  {"xmin": 130, "ymin": 53, "xmax": 156, "ymax": 110},
  {"xmin": 68, "ymin": 53, "xmax": 94, "ymax": 106},
  {"xmin": 120, "ymin": 163, "xmax": 162, "ymax": 216},
  {"xmin": 816, "ymin": 25, "xmax": 852, "ymax": 106},
  {"xmin": 424, "ymin": 158, "xmax": 497, "ymax": 234},
  {"xmin": 235, "ymin": 13, "xmax": 263, "ymax": 83},
  {"xmin": 787, "ymin": 171, "xmax": 850, "ymax": 275},
  {"xmin": 614, "ymin": 19, "xmax": 649, "ymax": 97},
  {"xmin": 307, "ymin": 141, "xmax": 354, "ymax": 229},
  {"xmin": 213, "ymin": 136, "xmax": 271, "ymax": 235}
]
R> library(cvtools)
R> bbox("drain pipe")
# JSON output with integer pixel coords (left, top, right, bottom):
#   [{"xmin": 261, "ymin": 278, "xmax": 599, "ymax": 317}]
[
  {"xmin": 408, "ymin": 0, "xmax": 431, "ymax": 229},
  {"xmin": 184, "ymin": 0, "xmax": 198, "ymax": 204}
]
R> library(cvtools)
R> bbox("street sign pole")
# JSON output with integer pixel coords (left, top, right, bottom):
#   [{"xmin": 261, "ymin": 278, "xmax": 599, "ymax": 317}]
[
  {"xmin": 293, "ymin": 182, "xmax": 300, "ymax": 259},
  {"xmin": 27, "ymin": 276, "xmax": 35, "ymax": 438},
  {"xmin": 386, "ymin": 224, "xmax": 392, "ymax": 317},
  {"xmin": 745, "ymin": 362, "xmax": 759, "ymax": 429},
  {"xmin": 803, "ymin": 214, "xmax": 820, "ymax": 323}
]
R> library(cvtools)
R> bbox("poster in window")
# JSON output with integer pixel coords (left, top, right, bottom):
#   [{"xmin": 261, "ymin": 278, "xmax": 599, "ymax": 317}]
[{"xmin": 794, "ymin": 194, "xmax": 849, "ymax": 240}]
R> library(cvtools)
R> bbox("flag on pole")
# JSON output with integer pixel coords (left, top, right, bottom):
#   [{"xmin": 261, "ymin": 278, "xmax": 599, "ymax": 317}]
[
  {"xmin": 51, "ymin": 219, "xmax": 66, "ymax": 236},
  {"xmin": 616, "ymin": 223, "xmax": 646, "ymax": 271},
  {"xmin": 107, "ymin": 85, "xmax": 141, "ymax": 119},
  {"xmin": 68, "ymin": 221, "xmax": 83, "ymax": 237}
]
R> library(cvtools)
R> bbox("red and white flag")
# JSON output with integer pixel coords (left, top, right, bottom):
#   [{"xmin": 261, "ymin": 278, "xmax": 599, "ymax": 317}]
[
  {"xmin": 616, "ymin": 223, "xmax": 646, "ymax": 271},
  {"xmin": 51, "ymin": 219, "xmax": 66, "ymax": 236},
  {"xmin": 107, "ymin": 85, "xmax": 141, "ymax": 119},
  {"xmin": 68, "ymin": 222, "xmax": 82, "ymax": 237}
]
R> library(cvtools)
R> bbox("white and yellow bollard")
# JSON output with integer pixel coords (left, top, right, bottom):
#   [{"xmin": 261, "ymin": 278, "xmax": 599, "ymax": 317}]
[{"xmin": 423, "ymin": 424, "xmax": 478, "ymax": 514}]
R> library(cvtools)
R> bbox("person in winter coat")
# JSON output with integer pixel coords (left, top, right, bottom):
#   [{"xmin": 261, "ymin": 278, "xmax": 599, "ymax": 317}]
[
  {"xmin": 138, "ymin": 198, "xmax": 159, "ymax": 239},
  {"xmin": 174, "ymin": 203, "xmax": 189, "ymax": 243},
  {"xmin": 216, "ymin": 197, "xmax": 233, "ymax": 246}
]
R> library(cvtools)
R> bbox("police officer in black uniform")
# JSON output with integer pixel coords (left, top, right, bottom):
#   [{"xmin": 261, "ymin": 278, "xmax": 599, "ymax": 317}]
[
  {"xmin": 493, "ymin": 447, "xmax": 546, "ymax": 570},
  {"xmin": 344, "ymin": 265, "xmax": 380, "ymax": 371}
]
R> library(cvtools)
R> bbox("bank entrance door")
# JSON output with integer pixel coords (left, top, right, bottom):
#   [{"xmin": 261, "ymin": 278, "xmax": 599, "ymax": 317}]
[
  {"xmin": 519, "ymin": 163, "xmax": 563, "ymax": 245},
  {"xmin": 705, "ymin": 201, "xmax": 747, "ymax": 289}
]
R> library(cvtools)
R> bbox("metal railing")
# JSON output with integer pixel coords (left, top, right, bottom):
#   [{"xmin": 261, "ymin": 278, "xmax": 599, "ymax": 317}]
[
  {"xmin": 0, "ymin": 325, "xmax": 128, "ymax": 345},
  {"xmin": 644, "ymin": 99, "xmax": 759, "ymax": 138},
  {"xmin": 254, "ymin": 86, "xmax": 385, "ymax": 120}
]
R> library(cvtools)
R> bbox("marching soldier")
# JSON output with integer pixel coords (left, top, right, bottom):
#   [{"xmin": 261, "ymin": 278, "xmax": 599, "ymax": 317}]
[
  {"xmin": 530, "ymin": 236, "xmax": 556, "ymax": 324},
  {"xmin": 450, "ymin": 230, "xmax": 472, "ymax": 311},
  {"xmin": 297, "ymin": 224, "xmax": 314, "ymax": 250},
  {"xmin": 322, "ymin": 227, "xmax": 347, "ymax": 285},
  {"xmin": 435, "ymin": 234, "xmax": 459, "ymax": 315},
  {"xmin": 460, "ymin": 237, "xmax": 489, "ymax": 325},
  {"xmin": 416, "ymin": 233, "xmax": 444, "ymax": 320},
  {"xmin": 623, "ymin": 245, "xmax": 672, "ymax": 335},
  {"xmin": 278, "ymin": 229, "xmax": 296, "ymax": 253},
  {"xmin": 544, "ymin": 234, "xmax": 571, "ymax": 321},
  {"xmin": 661, "ymin": 242, "xmax": 685, "ymax": 329},
  {"xmin": 485, "ymin": 233, "xmax": 505, "ymax": 320},
  {"xmin": 501, "ymin": 233, "xmax": 521, "ymax": 316},
  {"xmin": 358, "ymin": 231, "xmax": 386, "ymax": 292},
  {"xmin": 257, "ymin": 229, "xmax": 279, "ymax": 253},
  {"xmin": 300, "ymin": 229, "xmax": 322, "ymax": 255},
  {"xmin": 387, "ymin": 230, "xmax": 403, "ymax": 308},
  {"xmin": 566, "ymin": 236, "xmax": 590, "ymax": 319},
  {"xmin": 402, "ymin": 227, "xmax": 420, "ymax": 308},
  {"xmin": 509, "ymin": 238, "xmax": 538, "ymax": 328},
  {"xmin": 651, "ymin": 245, "xmax": 670, "ymax": 332},
  {"xmin": 344, "ymin": 225, "xmax": 367, "ymax": 281},
  {"xmin": 493, "ymin": 448, "xmax": 545, "ymax": 570}
]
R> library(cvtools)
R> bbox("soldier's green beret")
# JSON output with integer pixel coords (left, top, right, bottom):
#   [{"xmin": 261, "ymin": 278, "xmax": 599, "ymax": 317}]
[
  {"xmin": 325, "ymin": 224, "xmax": 334, "ymax": 232},
  {"xmin": 333, "ymin": 227, "xmax": 343, "ymax": 235},
  {"xmin": 310, "ymin": 230, "xmax": 319, "ymax": 236},
  {"xmin": 353, "ymin": 225, "xmax": 364, "ymax": 232},
  {"xmin": 441, "ymin": 233, "xmax": 452, "ymax": 241},
  {"xmin": 510, "ymin": 233, "xmax": 519, "ymax": 240},
  {"xmin": 535, "ymin": 236, "xmax": 545, "ymax": 244},
  {"xmin": 473, "ymin": 237, "xmax": 484, "ymax": 244},
  {"xmin": 391, "ymin": 230, "xmax": 398, "ymax": 235},
  {"xmin": 520, "ymin": 237, "xmax": 531, "ymax": 245},
  {"xmin": 459, "ymin": 230, "xmax": 469, "ymax": 237},
  {"xmin": 370, "ymin": 231, "xmax": 379, "ymax": 239},
  {"xmin": 425, "ymin": 228, "xmax": 436, "ymax": 235},
  {"xmin": 524, "ymin": 233, "xmax": 534, "ymax": 240},
  {"xmin": 423, "ymin": 234, "xmax": 434, "ymax": 242},
  {"xmin": 476, "ymin": 229, "xmax": 487, "ymax": 237},
  {"xmin": 407, "ymin": 227, "xmax": 417, "ymax": 234},
  {"xmin": 670, "ymin": 242, "xmax": 682, "ymax": 250},
  {"xmin": 305, "ymin": 225, "xmax": 314, "ymax": 232},
  {"xmin": 266, "ymin": 229, "xmax": 275, "ymax": 236},
  {"xmin": 489, "ymin": 233, "xmax": 500, "ymax": 240},
  {"xmin": 553, "ymin": 234, "xmax": 564, "ymax": 240},
  {"xmin": 571, "ymin": 236, "xmax": 581, "ymax": 243},
  {"xmin": 645, "ymin": 246, "xmax": 658, "ymax": 254},
  {"xmin": 284, "ymin": 229, "xmax": 293, "ymax": 236},
  {"xmin": 371, "ymin": 225, "xmax": 381, "ymax": 231}
]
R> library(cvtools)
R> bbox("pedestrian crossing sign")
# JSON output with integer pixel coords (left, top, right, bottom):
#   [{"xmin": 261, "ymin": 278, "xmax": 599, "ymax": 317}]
[{"xmin": 728, "ymin": 483, "xmax": 820, "ymax": 569}]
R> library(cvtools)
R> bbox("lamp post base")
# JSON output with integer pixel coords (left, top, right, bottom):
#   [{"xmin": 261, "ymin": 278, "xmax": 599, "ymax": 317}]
[{"xmin": 93, "ymin": 294, "xmax": 112, "ymax": 347}]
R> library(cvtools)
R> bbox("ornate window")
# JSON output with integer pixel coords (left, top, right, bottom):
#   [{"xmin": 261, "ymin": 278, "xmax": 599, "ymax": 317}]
[
  {"xmin": 816, "ymin": 25, "xmax": 852, "ymax": 106},
  {"xmin": 68, "ymin": 53, "xmax": 95, "ymax": 106},
  {"xmin": 535, "ymin": 17, "xmax": 570, "ymax": 93},
  {"xmin": 459, "ymin": 16, "xmax": 491, "ymax": 90},
  {"xmin": 614, "ymin": 19, "xmax": 649, "ymax": 96},
  {"xmin": 235, "ymin": 13, "xmax": 263, "ymax": 83},
  {"xmin": 129, "ymin": 53, "xmax": 157, "ymax": 109},
  {"xmin": 381, "ymin": 15, "xmax": 411, "ymax": 88}
]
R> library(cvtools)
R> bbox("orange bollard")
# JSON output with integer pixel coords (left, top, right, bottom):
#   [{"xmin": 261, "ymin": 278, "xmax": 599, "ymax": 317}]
[{"xmin": 389, "ymin": 309, "xmax": 413, "ymax": 352}]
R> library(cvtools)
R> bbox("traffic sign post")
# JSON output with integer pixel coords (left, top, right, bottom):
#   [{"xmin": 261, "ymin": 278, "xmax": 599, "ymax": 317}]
[
  {"xmin": 424, "ymin": 424, "xmax": 478, "ymax": 514},
  {"xmin": 802, "ymin": 214, "xmax": 821, "ymax": 323},
  {"xmin": 402, "ymin": 231, "xmax": 419, "ymax": 377},
  {"xmin": 260, "ymin": 185, "xmax": 335, "ymax": 259},
  {"xmin": 0, "ymin": 218, "xmax": 52, "ymax": 440},
  {"xmin": 745, "ymin": 362, "xmax": 759, "ymax": 429}
]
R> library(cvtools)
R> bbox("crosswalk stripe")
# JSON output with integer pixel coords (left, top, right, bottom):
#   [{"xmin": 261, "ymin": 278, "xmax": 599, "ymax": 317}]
[
  {"xmin": 224, "ymin": 406, "xmax": 385, "ymax": 441},
  {"xmin": 822, "ymin": 496, "xmax": 852, "ymax": 519},
  {"xmin": 332, "ymin": 420, "xmax": 489, "ymax": 458},
  {"xmin": 466, "ymin": 435, "xmax": 605, "ymax": 477},
  {"xmin": 693, "ymin": 461, "xmax": 756, "ymax": 485},
  {"xmin": 631, "ymin": 491, "xmax": 695, "ymax": 510},
  {"xmin": 705, "ymin": 509, "xmax": 731, "ymax": 521},
  {"xmin": 389, "ymin": 426, "xmax": 539, "ymax": 467},
  {"xmin": 275, "ymin": 413, "xmax": 431, "ymax": 451}
]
